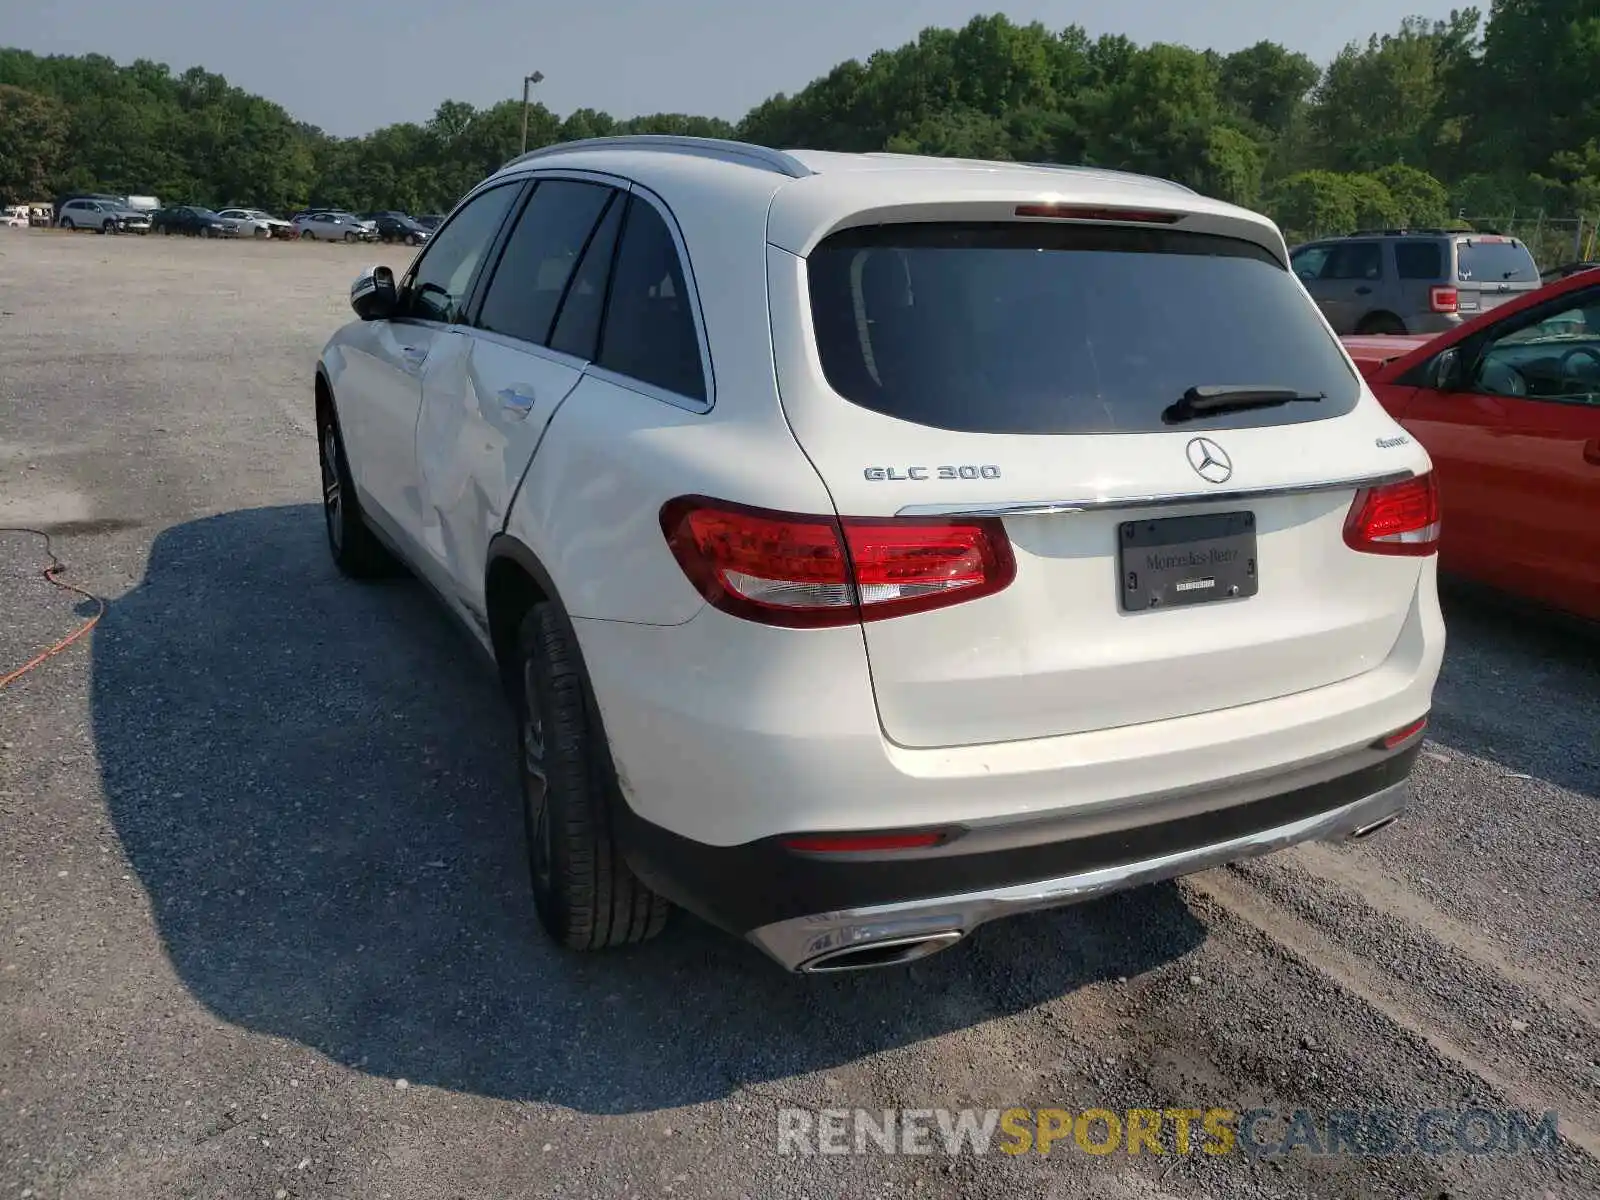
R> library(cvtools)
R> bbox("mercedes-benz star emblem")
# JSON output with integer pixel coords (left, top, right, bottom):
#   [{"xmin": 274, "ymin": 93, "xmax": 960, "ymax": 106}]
[{"xmin": 1186, "ymin": 437, "xmax": 1233, "ymax": 484}]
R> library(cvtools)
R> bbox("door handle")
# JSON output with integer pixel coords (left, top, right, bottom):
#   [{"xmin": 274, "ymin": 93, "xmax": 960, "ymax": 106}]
[
  {"xmin": 401, "ymin": 345, "xmax": 427, "ymax": 368},
  {"xmin": 498, "ymin": 386, "xmax": 537, "ymax": 416},
  {"xmin": 1355, "ymin": 286, "xmax": 1373, "ymax": 295},
  {"xmin": 1584, "ymin": 438, "xmax": 1600, "ymax": 466}
]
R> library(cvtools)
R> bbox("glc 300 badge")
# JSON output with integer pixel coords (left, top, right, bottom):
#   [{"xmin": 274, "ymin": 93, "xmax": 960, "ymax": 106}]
[{"xmin": 864, "ymin": 465, "xmax": 1002, "ymax": 481}]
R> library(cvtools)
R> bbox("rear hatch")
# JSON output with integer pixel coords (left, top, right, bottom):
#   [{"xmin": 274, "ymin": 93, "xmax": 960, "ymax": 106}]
[
  {"xmin": 766, "ymin": 197, "xmax": 1433, "ymax": 750},
  {"xmin": 1453, "ymin": 235, "xmax": 1541, "ymax": 317}
]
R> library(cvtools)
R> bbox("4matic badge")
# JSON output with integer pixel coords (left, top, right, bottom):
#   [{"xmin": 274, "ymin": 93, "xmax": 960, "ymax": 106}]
[{"xmin": 864, "ymin": 465, "xmax": 1002, "ymax": 481}]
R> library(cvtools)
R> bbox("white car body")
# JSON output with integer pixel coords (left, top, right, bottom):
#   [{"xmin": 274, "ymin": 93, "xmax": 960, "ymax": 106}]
[
  {"xmin": 58, "ymin": 198, "xmax": 150, "ymax": 233},
  {"xmin": 315, "ymin": 136, "xmax": 1445, "ymax": 972},
  {"xmin": 295, "ymin": 211, "xmax": 375, "ymax": 241},
  {"xmin": 216, "ymin": 208, "xmax": 292, "ymax": 237}
]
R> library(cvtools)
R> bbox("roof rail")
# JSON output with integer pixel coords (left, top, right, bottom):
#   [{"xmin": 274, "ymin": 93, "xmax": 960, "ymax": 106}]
[
  {"xmin": 1345, "ymin": 228, "xmax": 1451, "ymax": 238},
  {"xmin": 502, "ymin": 135, "xmax": 815, "ymax": 179}
]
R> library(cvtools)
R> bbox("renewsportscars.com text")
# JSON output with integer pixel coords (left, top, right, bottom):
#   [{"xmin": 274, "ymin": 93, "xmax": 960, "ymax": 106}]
[{"xmin": 776, "ymin": 1107, "xmax": 1562, "ymax": 1158}]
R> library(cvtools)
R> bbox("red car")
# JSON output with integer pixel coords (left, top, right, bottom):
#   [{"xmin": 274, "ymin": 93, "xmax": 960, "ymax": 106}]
[{"xmin": 1344, "ymin": 268, "xmax": 1600, "ymax": 622}]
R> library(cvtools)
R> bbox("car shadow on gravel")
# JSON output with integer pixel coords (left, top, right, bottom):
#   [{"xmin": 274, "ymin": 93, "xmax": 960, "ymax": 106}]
[
  {"xmin": 91, "ymin": 505, "xmax": 1206, "ymax": 1113},
  {"xmin": 1428, "ymin": 585, "xmax": 1600, "ymax": 799}
]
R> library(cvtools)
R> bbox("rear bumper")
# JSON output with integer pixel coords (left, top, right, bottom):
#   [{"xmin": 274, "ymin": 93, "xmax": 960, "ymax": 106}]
[
  {"xmin": 1406, "ymin": 312, "xmax": 1464, "ymax": 334},
  {"xmin": 614, "ymin": 737, "xmax": 1420, "ymax": 967},
  {"xmin": 577, "ymin": 561, "xmax": 1443, "ymax": 849},
  {"xmin": 748, "ymin": 775, "xmax": 1412, "ymax": 971}
]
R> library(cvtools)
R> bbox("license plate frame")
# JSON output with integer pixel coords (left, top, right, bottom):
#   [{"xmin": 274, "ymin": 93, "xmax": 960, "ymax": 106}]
[{"xmin": 1118, "ymin": 511, "xmax": 1258, "ymax": 613}]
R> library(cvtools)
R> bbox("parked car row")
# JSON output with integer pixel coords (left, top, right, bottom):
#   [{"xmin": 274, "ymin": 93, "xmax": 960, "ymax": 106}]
[
  {"xmin": 287, "ymin": 209, "xmax": 432, "ymax": 245},
  {"xmin": 34, "ymin": 191, "xmax": 440, "ymax": 247}
]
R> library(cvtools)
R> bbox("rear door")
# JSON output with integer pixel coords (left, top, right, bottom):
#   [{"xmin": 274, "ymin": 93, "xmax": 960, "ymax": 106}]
[
  {"xmin": 1316, "ymin": 240, "xmax": 1385, "ymax": 333},
  {"xmin": 414, "ymin": 175, "xmax": 622, "ymax": 617},
  {"xmin": 767, "ymin": 216, "xmax": 1431, "ymax": 750},
  {"xmin": 1453, "ymin": 236, "xmax": 1541, "ymax": 319}
]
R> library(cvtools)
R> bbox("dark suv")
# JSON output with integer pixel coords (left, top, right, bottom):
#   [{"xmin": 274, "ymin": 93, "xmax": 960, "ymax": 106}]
[
  {"xmin": 1290, "ymin": 230, "xmax": 1542, "ymax": 335},
  {"xmin": 365, "ymin": 211, "xmax": 430, "ymax": 245}
]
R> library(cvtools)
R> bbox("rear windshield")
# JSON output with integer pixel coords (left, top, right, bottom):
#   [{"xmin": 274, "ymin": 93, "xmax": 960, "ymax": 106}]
[
  {"xmin": 1455, "ymin": 239, "xmax": 1539, "ymax": 285},
  {"xmin": 806, "ymin": 223, "xmax": 1359, "ymax": 435}
]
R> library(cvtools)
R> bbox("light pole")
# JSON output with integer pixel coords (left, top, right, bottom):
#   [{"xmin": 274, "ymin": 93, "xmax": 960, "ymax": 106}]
[{"xmin": 520, "ymin": 71, "xmax": 545, "ymax": 156}]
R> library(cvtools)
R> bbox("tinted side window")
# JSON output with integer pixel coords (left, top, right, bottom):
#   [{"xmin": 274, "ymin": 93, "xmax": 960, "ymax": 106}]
[
  {"xmin": 1325, "ymin": 242, "xmax": 1383, "ymax": 280},
  {"xmin": 1291, "ymin": 245, "xmax": 1331, "ymax": 281},
  {"xmin": 476, "ymin": 180, "xmax": 614, "ymax": 347},
  {"xmin": 596, "ymin": 198, "xmax": 705, "ymax": 401},
  {"xmin": 549, "ymin": 194, "xmax": 625, "ymax": 360},
  {"xmin": 402, "ymin": 183, "xmax": 521, "ymax": 324},
  {"xmin": 1395, "ymin": 242, "xmax": 1444, "ymax": 280}
]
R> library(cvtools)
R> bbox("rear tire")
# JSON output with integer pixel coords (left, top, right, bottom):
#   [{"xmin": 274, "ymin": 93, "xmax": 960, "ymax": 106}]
[
  {"xmin": 317, "ymin": 404, "xmax": 397, "ymax": 579},
  {"xmin": 1357, "ymin": 312, "xmax": 1407, "ymax": 335},
  {"xmin": 515, "ymin": 602, "xmax": 671, "ymax": 952},
  {"xmin": 60, "ymin": 218, "xmax": 74, "ymax": 231}
]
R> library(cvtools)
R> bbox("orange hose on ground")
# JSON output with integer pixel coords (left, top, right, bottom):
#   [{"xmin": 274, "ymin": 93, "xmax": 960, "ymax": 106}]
[{"xmin": 0, "ymin": 528, "xmax": 107, "ymax": 690}]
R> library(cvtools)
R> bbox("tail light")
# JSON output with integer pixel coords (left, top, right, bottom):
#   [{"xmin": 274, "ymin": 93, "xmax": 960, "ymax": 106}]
[
  {"xmin": 659, "ymin": 496, "xmax": 1016, "ymax": 628},
  {"xmin": 1014, "ymin": 203, "xmax": 1181, "ymax": 223},
  {"xmin": 1429, "ymin": 286, "xmax": 1459, "ymax": 314},
  {"xmin": 1344, "ymin": 472, "xmax": 1441, "ymax": 556},
  {"xmin": 781, "ymin": 830, "xmax": 949, "ymax": 854},
  {"xmin": 1375, "ymin": 716, "xmax": 1428, "ymax": 750}
]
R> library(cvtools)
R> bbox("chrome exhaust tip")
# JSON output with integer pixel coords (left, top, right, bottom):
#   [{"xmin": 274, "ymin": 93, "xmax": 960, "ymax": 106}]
[
  {"xmin": 798, "ymin": 930, "xmax": 964, "ymax": 973},
  {"xmin": 1348, "ymin": 813, "xmax": 1400, "ymax": 841}
]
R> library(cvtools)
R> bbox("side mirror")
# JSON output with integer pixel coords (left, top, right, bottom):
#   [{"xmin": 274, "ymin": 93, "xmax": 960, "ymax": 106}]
[
  {"xmin": 1429, "ymin": 347, "xmax": 1462, "ymax": 391},
  {"xmin": 350, "ymin": 265, "xmax": 398, "ymax": 321}
]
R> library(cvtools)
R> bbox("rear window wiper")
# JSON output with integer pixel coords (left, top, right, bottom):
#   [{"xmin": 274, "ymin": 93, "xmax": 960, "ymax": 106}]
[{"xmin": 1162, "ymin": 385, "xmax": 1326, "ymax": 425}]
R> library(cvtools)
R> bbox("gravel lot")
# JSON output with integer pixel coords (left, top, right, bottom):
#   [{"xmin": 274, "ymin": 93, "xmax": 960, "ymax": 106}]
[{"xmin": 1, "ymin": 229, "xmax": 1597, "ymax": 1199}]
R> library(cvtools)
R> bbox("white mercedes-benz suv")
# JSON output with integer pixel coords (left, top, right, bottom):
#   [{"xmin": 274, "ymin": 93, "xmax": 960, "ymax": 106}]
[{"xmin": 314, "ymin": 136, "xmax": 1445, "ymax": 973}]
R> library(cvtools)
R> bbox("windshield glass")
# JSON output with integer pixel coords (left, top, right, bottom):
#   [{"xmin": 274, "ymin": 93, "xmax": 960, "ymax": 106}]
[
  {"xmin": 806, "ymin": 222, "xmax": 1359, "ymax": 435},
  {"xmin": 1456, "ymin": 240, "xmax": 1539, "ymax": 285}
]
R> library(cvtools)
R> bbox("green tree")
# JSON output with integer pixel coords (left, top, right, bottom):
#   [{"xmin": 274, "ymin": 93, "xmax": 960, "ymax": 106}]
[
  {"xmin": 1470, "ymin": 0, "xmax": 1600, "ymax": 207},
  {"xmin": 1311, "ymin": 13, "xmax": 1481, "ymax": 174},
  {"xmin": 1371, "ymin": 163, "xmax": 1450, "ymax": 225},
  {"xmin": 1217, "ymin": 41, "xmax": 1320, "ymax": 138},
  {"xmin": 0, "ymin": 85, "xmax": 67, "ymax": 199},
  {"xmin": 1266, "ymin": 171, "xmax": 1359, "ymax": 238}
]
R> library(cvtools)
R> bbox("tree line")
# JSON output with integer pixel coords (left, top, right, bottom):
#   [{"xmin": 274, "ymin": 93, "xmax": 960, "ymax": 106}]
[{"xmin": 1, "ymin": 2, "xmax": 1595, "ymax": 241}]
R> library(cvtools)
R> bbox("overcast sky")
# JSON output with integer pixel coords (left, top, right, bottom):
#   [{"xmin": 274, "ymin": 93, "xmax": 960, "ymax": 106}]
[{"xmin": 3, "ymin": 0, "xmax": 1467, "ymax": 138}]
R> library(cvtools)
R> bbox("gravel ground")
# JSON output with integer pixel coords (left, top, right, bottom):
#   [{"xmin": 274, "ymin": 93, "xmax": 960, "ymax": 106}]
[{"xmin": 1, "ymin": 229, "xmax": 1597, "ymax": 1200}]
